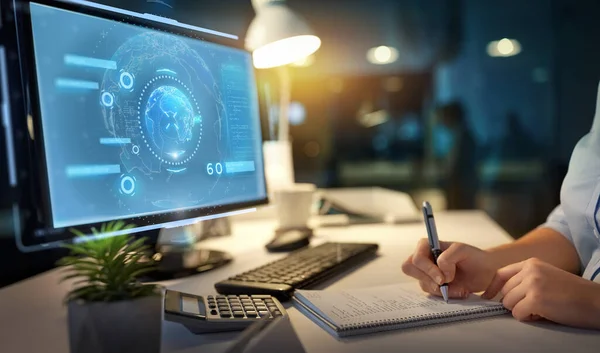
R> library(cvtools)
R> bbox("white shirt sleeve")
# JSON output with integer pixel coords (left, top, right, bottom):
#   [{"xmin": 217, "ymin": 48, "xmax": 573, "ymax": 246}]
[{"xmin": 539, "ymin": 204, "xmax": 574, "ymax": 244}]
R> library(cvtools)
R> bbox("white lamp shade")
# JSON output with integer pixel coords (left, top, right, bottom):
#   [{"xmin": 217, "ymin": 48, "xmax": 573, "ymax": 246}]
[{"xmin": 245, "ymin": 1, "xmax": 321, "ymax": 69}]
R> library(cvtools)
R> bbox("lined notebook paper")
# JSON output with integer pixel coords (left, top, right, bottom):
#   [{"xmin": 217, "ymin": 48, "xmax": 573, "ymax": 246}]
[{"xmin": 293, "ymin": 282, "xmax": 509, "ymax": 337}]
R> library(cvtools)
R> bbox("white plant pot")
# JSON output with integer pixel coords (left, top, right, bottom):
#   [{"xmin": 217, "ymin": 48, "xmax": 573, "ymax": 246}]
[{"xmin": 67, "ymin": 289, "xmax": 163, "ymax": 353}]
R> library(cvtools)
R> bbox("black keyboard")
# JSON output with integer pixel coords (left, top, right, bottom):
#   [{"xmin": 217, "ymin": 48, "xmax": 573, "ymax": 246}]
[{"xmin": 214, "ymin": 242, "xmax": 378, "ymax": 300}]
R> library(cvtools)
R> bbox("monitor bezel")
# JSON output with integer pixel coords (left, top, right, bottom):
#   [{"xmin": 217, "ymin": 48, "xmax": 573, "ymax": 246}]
[{"xmin": 13, "ymin": 0, "xmax": 269, "ymax": 250}]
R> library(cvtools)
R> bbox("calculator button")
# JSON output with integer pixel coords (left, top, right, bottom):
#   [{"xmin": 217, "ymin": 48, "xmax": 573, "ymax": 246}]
[
  {"xmin": 246, "ymin": 310, "xmax": 258, "ymax": 317},
  {"xmin": 220, "ymin": 311, "xmax": 232, "ymax": 318},
  {"xmin": 274, "ymin": 310, "xmax": 282, "ymax": 316},
  {"xmin": 231, "ymin": 305, "xmax": 242, "ymax": 311},
  {"xmin": 252, "ymin": 299, "xmax": 263, "ymax": 304},
  {"xmin": 218, "ymin": 305, "xmax": 229, "ymax": 311},
  {"xmin": 239, "ymin": 295, "xmax": 250, "ymax": 299},
  {"xmin": 241, "ymin": 299, "xmax": 252, "ymax": 304},
  {"xmin": 217, "ymin": 299, "xmax": 227, "ymax": 304},
  {"xmin": 251, "ymin": 295, "xmax": 272, "ymax": 299},
  {"xmin": 256, "ymin": 305, "xmax": 267, "ymax": 310},
  {"xmin": 210, "ymin": 309, "xmax": 218, "ymax": 315},
  {"xmin": 227, "ymin": 295, "xmax": 238, "ymax": 299},
  {"xmin": 207, "ymin": 296, "xmax": 214, "ymax": 300},
  {"xmin": 208, "ymin": 304, "xmax": 216, "ymax": 309},
  {"xmin": 243, "ymin": 305, "xmax": 255, "ymax": 311},
  {"xmin": 258, "ymin": 310, "xmax": 270, "ymax": 317},
  {"xmin": 216, "ymin": 295, "xmax": 226, "ymax": 299},
  {"xmin": 233, "ymin": 311, "xmax": 245, "ymax": 318}
]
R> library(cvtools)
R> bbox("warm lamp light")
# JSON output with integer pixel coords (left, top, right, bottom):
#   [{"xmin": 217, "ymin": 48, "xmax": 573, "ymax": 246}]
[
  {"xmin": 245, "ymin": 0, "xmax": 321, "ymax": 69},
  {"xmin": 253, "ymin": 35, "xmax": 320, "ymax": 69}
]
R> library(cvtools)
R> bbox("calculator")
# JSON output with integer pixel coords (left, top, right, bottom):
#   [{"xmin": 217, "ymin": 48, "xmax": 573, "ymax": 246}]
[{"xmin": 164, "ymin": 289, "xmax": 288, "ymax": 334}]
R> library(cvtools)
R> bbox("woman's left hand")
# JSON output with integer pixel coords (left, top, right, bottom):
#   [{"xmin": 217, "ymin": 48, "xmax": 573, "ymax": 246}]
[{"xmin": 482, "ymin": 258, "xmax": 600, "ymax": 329}]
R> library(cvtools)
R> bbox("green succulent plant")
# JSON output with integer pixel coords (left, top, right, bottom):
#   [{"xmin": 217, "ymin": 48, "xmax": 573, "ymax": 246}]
[{"xmin": 56, "ymin": 220, "xmax": 158, "ymax": 302}]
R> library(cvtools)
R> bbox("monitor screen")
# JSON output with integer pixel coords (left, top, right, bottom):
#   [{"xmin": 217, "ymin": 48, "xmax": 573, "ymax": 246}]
[{"xmin": 26, "ymin": 1, "xmax": 267, "ymax": 229}]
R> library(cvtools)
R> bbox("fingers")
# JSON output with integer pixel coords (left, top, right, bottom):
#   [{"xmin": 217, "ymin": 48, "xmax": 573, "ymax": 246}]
[
  {"xmin": 402, "ymin": 255, "xmax": 446, "ymax": 295},
  {"xmin": 403, "ymin": 252, "xmax": 467, "ymax": 299},
  {"xmin": 500, "ymin": 280, "xmax": 526, "ymax": 310},
  {"xmin": 511, "ymin": 296, "xmax": 537, "ymax": 322},
  {"xmin": 482, "ymin": 261, "xmax": 525, "ymax": 299},
  {"xmin": 499, "ymin": 268, "xmax": 525, "ymax": 298},
  {"xmin": 411, "ymin": 238, "xmax": 444, "ymax": 285},
  {"xmin": 402, "ymin": 255, "xmax": 435, "ymax": 284},
  {"xmin": 435, "ymin": 243, "xmax": 471, "ymax": 283}
]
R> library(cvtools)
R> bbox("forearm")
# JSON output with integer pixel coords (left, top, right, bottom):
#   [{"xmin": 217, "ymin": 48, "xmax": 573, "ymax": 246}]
[
  {"xmin": 593, "ymin": 286, "xmax": 600, "ymax": 329},
  {"xmin": 485, "ymin": 226, "xmax": 581, "ymax": 274}
]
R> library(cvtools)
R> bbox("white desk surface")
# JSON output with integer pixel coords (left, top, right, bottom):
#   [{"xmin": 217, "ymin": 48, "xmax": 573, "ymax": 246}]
[{"xmin": 1, "ymin": 210, "xmax": 599, "ymax": 353}]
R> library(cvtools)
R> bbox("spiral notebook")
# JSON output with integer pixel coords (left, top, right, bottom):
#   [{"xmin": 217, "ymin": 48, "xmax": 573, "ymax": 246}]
[{"xmin": 293, "ymin": 282, "xmax": 509, "ymax": 338}]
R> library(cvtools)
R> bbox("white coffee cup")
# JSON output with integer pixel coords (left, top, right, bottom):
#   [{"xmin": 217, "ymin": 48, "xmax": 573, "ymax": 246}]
[{"xmin": 273, "ymin": 183, "xmax": 316, "ymax": 230}]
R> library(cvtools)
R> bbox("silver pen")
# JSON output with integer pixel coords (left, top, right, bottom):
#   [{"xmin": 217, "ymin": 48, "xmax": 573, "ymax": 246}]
[{"xmin": 422, "ymin": 201, "xmax": 449, "ymax": 303}]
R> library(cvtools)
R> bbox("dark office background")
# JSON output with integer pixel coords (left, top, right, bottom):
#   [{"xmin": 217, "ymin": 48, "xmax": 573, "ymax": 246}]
[{"xmin": 1, "ymin": 0, "xmax": 599, "ymax": 287}]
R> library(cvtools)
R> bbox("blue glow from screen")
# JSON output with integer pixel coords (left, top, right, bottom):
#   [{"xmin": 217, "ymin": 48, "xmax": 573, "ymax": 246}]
[{"xmin": 30, "ymin": 3, "xmax": 266, "ymax": 228}]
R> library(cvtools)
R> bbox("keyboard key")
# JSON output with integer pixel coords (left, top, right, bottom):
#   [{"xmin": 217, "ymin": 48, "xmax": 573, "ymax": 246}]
[
  {"xmin": 233, "ymin": 311, "xmax": 245, "ymax": 318},
  {"xmin": 220, "ymin": 311, "xmax": 232, "ymax": 318}
]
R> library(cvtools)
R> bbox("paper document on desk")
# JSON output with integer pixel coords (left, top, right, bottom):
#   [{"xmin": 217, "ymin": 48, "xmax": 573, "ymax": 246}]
[
  {"xmin": 317, "ymin": 187, "xmax": 421, "ymax": 225},
  {"xmin": 293, "ymin": 282, "xmax": 509, "ymax": 338}
]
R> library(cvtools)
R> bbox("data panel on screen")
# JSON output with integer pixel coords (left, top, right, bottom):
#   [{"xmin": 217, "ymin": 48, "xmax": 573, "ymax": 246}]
[{"xmin": 29, "ymin": 2, "xmax": 266, "ymax": 228}]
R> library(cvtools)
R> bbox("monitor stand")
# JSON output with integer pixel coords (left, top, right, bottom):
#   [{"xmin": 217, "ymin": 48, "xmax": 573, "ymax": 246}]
[{"xmin": 141, "ymin": 223, "xmax": 233, "ymax": 281}]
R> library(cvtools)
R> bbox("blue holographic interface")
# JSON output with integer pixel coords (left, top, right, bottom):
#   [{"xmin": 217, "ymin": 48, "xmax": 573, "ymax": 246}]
[{"xmin": 29, "ymin": 2, "xmax": 266, "ymax": 228}]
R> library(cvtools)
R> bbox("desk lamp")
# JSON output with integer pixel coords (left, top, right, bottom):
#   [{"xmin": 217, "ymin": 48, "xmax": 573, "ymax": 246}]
[{"xmin": 245, "ymin": 0, "xmax": 321, "ymax": 193}]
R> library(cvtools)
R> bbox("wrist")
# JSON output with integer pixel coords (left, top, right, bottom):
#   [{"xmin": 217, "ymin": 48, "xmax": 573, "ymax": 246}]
[{"xmin": 484, "ymin": 245, "xmax": 515, "ymax": 271}]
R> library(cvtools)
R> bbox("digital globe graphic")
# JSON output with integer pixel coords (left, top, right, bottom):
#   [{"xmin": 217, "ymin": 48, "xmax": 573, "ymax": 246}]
[
  {"xmin": 145, "ymin": 85, "xmax": 196, "ymax": 161},
  {"xmin": 99, "ymin": 32, "xmax": 225, "ymax": 207}
]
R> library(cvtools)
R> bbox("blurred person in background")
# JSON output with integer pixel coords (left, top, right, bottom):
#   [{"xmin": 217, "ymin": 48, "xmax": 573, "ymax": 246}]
[{"xmin": 434, "ymin": 101, "xmax": 478, "ymax": 210}]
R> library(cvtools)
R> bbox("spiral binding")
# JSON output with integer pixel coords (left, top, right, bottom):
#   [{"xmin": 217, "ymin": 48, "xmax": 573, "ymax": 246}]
[{"xmin": 338, "ymin": 305, "xmax": 509, "ymax": 334}]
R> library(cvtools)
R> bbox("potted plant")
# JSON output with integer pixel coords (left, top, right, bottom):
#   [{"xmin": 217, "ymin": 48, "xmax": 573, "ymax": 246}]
[{"xmin": 57, "ymin": 220, "xmax": 163, "ymax": 353}]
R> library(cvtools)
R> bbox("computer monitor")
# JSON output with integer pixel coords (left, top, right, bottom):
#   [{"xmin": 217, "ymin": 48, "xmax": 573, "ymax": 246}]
[{"xmin": 9, "ymin": 0, "xmax": 268, "ymax": 257}]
